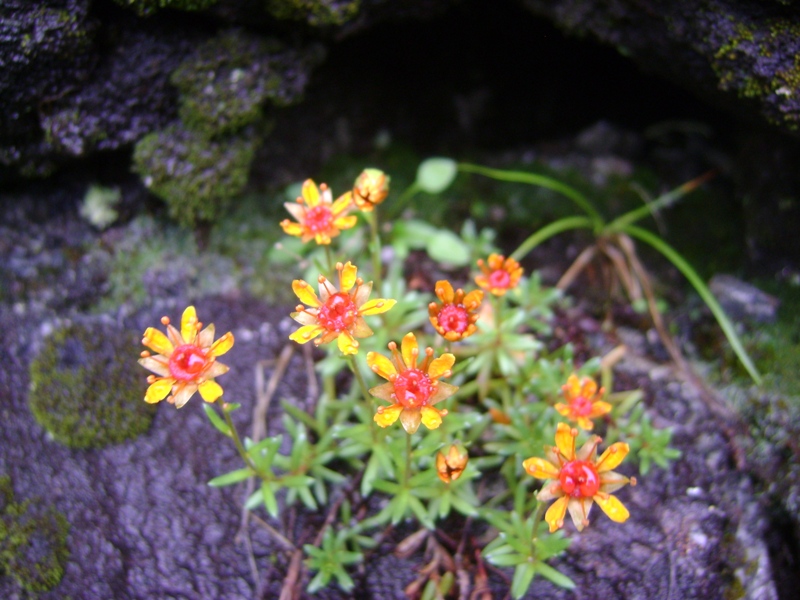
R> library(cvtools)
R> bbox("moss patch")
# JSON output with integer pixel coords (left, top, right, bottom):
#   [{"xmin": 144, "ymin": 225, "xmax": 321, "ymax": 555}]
[
  {"xmin": 111, "ymin": 0, "xmax": 217, "ymax": 16},
  {"xmin": 0, "ymin": 476, "xmax": 70, "ymax": 593},
  {"xmin": 265, "ymin": 0, "xmax": 360, "ymax": 26},
  {"xmin": 29, "ymin": 322, "xmax": 155, "ymax": 448}
]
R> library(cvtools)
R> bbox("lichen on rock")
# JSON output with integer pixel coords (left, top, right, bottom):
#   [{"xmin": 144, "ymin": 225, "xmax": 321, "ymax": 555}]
[
  {"xmin": 28, "ymin": 321, "xmax": 155, "ymax": 448},
  {"xmin": 0, "ymin": 476, "xmax": 70, "ymax": 593}
]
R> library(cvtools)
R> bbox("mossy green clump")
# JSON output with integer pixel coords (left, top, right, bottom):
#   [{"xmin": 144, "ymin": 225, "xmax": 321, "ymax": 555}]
[
  {"xmin": 112, "ymin": 0, "xmax": 218, "ymax": 16},
  {"xmin": 29, "ymin": 322, "xmax": 155, "ymax": 448},
  {"xmin": 133, "ymin": 124, "xmax": 259, "ymax": 227},
  {"xmin": 0, "ymin": 476, "xmax": 70, "ymax": 593},
  {"xmin": 265, "ymin": 0, "xmax": 360, "ymax": 26}
]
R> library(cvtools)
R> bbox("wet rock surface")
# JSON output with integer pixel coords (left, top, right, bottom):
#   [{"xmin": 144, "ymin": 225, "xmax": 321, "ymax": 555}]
[{"xmin": 0, "ymin": 187, "xmax": 796, "ymax": 599}]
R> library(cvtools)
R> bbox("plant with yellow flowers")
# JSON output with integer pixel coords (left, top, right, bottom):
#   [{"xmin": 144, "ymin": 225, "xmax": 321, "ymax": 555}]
[{"xmin": 135, "ymin": 160, "xmax": 693, "ymax": 599}]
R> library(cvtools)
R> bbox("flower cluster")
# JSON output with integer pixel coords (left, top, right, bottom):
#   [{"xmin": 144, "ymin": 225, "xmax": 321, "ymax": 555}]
[
  {"xmin": 555, "ymin": 374, "xmax": 611, "ymax": 431},
  {"xmin": 139, "ymin": 306, "xmax": 233, "ymax": 408},
  {"xmin": 523, "ymin": 423, "xmax": 635, "ymax": 532},
  {"xmin": 289, "ymin": 262, "xmax": 395, "ymax": 355},
  {"xmin": 368, "ymin": 333, "xmax": 458, "ymax": 434}
]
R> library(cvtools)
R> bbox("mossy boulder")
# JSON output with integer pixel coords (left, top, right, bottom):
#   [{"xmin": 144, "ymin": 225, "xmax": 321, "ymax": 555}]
[
  {"xmin": 112, "ymin": 0, "xmax": 218, "ymax": 16},
  {"xmin": 265, "ymin": 0, "xmax": 360, "ymax": 26},
  {"xmin": 0, "ymin": 476, "xmax": 69, "ymax": 593},
  {"xmin": 133, "ymin": 123, "xmax": 260, "ymax": 227},
  {"xmin": 29, "ymin": 321, "xmax": 155, "ymax": 448}
]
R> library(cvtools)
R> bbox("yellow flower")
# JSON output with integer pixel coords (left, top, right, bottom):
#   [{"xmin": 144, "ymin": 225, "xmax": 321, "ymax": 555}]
[
  {"xmin": 554, "ymin": 374, "xmax": 612, "ymax": 431},
  {"xmin": 289, "ymin": 261, "xmax": 396, "ymax": 355},
  {"xmin": 436, "ymin": 444, "xmax": 469, "ymax": 483},
  {"xmin": 474, "ymin": 254, "xmax": 523, "ymax": 296},
  {"xmin": 523, "ymin": 423, "xmax": 635, "ymax": 533},
  {"xmin": 352, "ymin": 168, "xmax": 390, "ymax": 211},
  {"xmin": 280, "ymin": 179, "xmax": 357, "ymax": 245},
  {"xmin": 428, "ymin": 280, "xmax": 483, "ymax": 342},
  {"xmin": 368, "ymin": 332, "xmax": 458, "ymax": 434},
  {"xmin": 138, "ymin": 306, "xmax": 234, "ymax": 408}
]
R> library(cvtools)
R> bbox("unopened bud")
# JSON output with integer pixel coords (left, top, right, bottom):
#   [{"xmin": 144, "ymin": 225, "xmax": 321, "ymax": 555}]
[
  {"xmin": 436, "ymin": 444, "xmax": 469, "ymax": 483},
  {"xmin": 353, "ymin": 168, "xmax": 390, "ymax": 211}
]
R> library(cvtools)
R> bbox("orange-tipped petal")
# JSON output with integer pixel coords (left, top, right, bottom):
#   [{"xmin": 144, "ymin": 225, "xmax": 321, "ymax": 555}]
[
  {"xmin": 302, "ymin": 179, "xmax": 320, "ymax": 207},
  {"xmin": 367, "ymin": 352, "xmax": 397, "ymax": 380},
  {"xmin": 181, "ymin": 306, "xmax": 198, "ymax": 344},
  {"xmin": 280, "ymin": 221, "xmax": 305, "ymax": 237},
  {"xmin": 596, "ymin": 442, "xmax": 630, "ymax": 472},
  {"xmin": 289, "ymin": 324, "xmax": 325, "ymax": 344},
  {"xmin": 427, "ymin": 353, "xmax": 455, "ymax": 379},
  {"xmin": 331, "ymin": 191, "xmax": 354, "ymax": 215},
  {"xmin": 333, "ymin": 215, "xmax": 357, "ymax": 230},
  {"xmin": 198, "ymin": 379, "xmax": 224, "ymax": 403},
  {"xmin": 545, "ymin": 495, "xmax": 568, "ymax": 533},
  {"xmin": 462, "ymin": 289, "xmax": 483, "ymax": 309},
  {"xmin": 555, "ymin": 422, "xmax": 576, "ymax": 460},
  {"xmin": 400, "ymin": 332, "xmax": 418, "ymax": 369},
  {"xmin": 564, "ymin": 374, "xmax": 581, "ymax": 398},
  {"xmin": 337, "ymin": 331, "xmax": 359, "ymax": 355},
  {"xmin": 210, "ymin": 331, "xmax": 234, "ymax": 357},
  {"xmin": 292, "ymin": 280, "xmax": 321, "ymax": 307},
  {"xmin": 340, "ymin": 262, "xmax": 358, "ymax": 292},
  {"xmin": 595, "ymin": 493, "xmax": 629, "ymax": 523},
  {"xmin": 590, "ymin": 400, "xmax": 612, "ymax": 418},
  {"xmin": 142, "ymin": 327, "xmax": 174, "ymax": 356},
  {"xmin": 522, "ymin": 457, "xmax": 560, "ymax": 480},
  {"xmin": 145, "ymin": 378, "xmax": 173, "ymax": 403},
  {"xmin": 374, "ymin": 404, "xmax": 402, "ymax": 428},
  {"xmin": 359, "ymin": 298, "xmax": 396, "ymax": 316},
  {"xmin": 435, "ymin": 280, "xmax": 455, "ymax": 303},
  {"xmin": 420, "ymin": 406, "xmax": 445, "ymax": 430}
]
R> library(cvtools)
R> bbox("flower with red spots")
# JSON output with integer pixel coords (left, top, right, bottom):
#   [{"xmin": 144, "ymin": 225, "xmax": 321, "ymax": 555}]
[
  {"xmin": 352, "ymin": 168, "xmax": 390, "ymax": 212},
  {"xmin": 555, "ymin": 374, "xmax": 611, "ymax": 431},
  {"xmin": 428, "ymin": 280, "xmax": 483, "ymax": 342},
  {"xmin": 289, "ymin": 261, "xmax": 396, "ymax": 355},
  {"xmin": 474, "ymin": 254, "xmax": 523, "ymax": 296},
  {"xmin": 138, "ymin": 306, "xmax": 234, "ymax": 408},
  {"xmin": 280, "ymin": 179, "xmax": 357, "ymax": 245},
  {"xmin": 523, "ymin": 423, "xmax": 635, "ymax": 533},
  {"xmin": 368, "ymin": 332, "xmax": 458, "ymax": 434}
]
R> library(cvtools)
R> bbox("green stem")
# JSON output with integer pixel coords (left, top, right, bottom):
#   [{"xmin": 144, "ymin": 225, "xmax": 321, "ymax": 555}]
[
  {"xmin": 367, "ymin": 210, "xmax": 383, "ymax": 293},
  {"xmin": 324, "ymin": 245, "xmax": 335, "ymax": 278},
  {"xmin": 387, "ymin": 182, "xmax": 421, "ymax": 219},
  {"xmin": 348, "ymin": 356, "xmax": 373, "ymax": 406},
  {"xmin": 623, "ymin": 224, "xmax": 762, "ymax": 385},
  {"xmin": 510, "ymin": 216, "xmax": 595, "ymax": 262},
  {"xmin": 457, "ymin": 163, "xmax": 603, "ymax": 226},
  {"xmin": 217, "ymin": 398, "xmax": 267, "ymax": 480},
  {"xmin": 404, "ymin": 433, "xmax": 412, "ymax": 488},
  {"xmin": 530, "ymin": 500, "xmax": 546, "ymax": 545}
]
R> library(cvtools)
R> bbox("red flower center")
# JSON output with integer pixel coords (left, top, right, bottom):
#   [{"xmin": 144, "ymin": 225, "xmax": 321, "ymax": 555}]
[
  {"xmin": 559, "ymin": 460, "xmax": 601, "ymax": 498},
  {"xmin": 488, "ymin": 269, "xmax": 511, "ymax": 289},
  {"xmin": 393, "ymin": 368, "xmax": 433, "ymax": 408},
  {"xmin": 169, "ymin": 344, "xmax": 208, "ymax": 381},
  {"xmin": 438, "ymin": 304, "xmax": 469, "ymax": 334},
  {"xmin": 317, "ymin": 292, "xmax": 357, "ymax": 332},
  {"xmin": 305, "ymin": 205, "xmax": 333, "ymax": 234},
  {"xmin": 570, "ymin": 395, "xmax": 594, "ymax": 417}
]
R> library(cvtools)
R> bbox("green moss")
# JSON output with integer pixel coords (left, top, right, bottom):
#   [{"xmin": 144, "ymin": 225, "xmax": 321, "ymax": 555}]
[
  {"xmin": 111, "ymin": 0, "xmax": 217, "ymax": 16},
  {"xmin": 170, "ymin": 32, "xmax": 287, "ymax": 136},
  {"xmin": 265, "ymin": 0, "xmax": 360, "ymax": 26},
  {"xmin": 29, "ymin": 322, "xmax": 155, "ymax": 448},
  {"xmin": 0, "ymin": 476, "xmax": 70, "ymax": 593},
  {"xmin": 133, "ymin": 123, "xmax": 260, "ymax": 227}
]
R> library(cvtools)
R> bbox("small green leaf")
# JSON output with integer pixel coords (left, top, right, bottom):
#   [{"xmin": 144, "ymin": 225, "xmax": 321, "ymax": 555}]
[
  {"xmin": 208, "ymin": 467, "xmax": 253, "ymax": 487},
  {"xmin": 202, "ymin": 403, "xmax": 232, "ymax": 438},
  {"xmin": 535, "ymin": 562, "xmax": 575, "ymax": 589},
  {"xmin": 511, "ymin": 562, "xmax": 537, "ymax": 600},
  {"xmin": 262, "ymin": 481, "xmax": 279, "ymax": 518},
  {"xmin": 427, "ymin": 230, "xmax": 470, "ymax": 266},
  {"xmin": 416, "ymin": 157, "xmax": 457, "ymax": 193}
]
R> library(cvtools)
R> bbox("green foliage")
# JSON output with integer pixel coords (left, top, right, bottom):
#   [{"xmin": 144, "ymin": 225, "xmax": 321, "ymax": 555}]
[
  {"xmin": 304, "ymin": 528, "xmax": 362, "ymax": 593},
  {"xmin": 265, "ymin": 0, "xmax": 360, "ymax": 26},
  {"xmin": 111, "ymin": 0, "xmax": 218, "ymax": 16},
  {"xmin": 29, "ymin": 322, "xmax": 155, "ymax": 448},
  {"xmin": 0, "ymin": 476, "xmax": 70, "ymax": 593},
  {"xmin": 133, "ymin": 124, "xmax": 259, "ymax": 227}
]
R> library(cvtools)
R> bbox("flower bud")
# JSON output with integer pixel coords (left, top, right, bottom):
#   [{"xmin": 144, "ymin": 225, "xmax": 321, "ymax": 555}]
[
  {"xmin": 353, "ymin": 168, "xmax": 390, "ymax": 211},
  {"xmin": 436, "ymin": 444, "xmax": 469, "ymax": 483}
]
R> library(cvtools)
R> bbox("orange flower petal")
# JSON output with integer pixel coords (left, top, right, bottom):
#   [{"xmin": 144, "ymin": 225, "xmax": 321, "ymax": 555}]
[
  {"xmin": 181, "ymin": 306, "xmax": 198, "ymax": 344},
  {"xmin": 367, "ymin": 352, "xmax": 397, "ymax": 380},
  {"xmin": 359, "ymin": 298, "xmax": 396, "ymax": 316},
  {"xmin": 522, "ymin": 457, "xmax": 560, "ymax": 479},
  {"xmin": 435, "ymin": 280, "xmax": 455, "ymax": 304},
  {"xmin": 399, "ymin": 408, "xmax": 422, "ymax": 434},
  {"xmin": 209, "ymin": 331, "xmax": 234, "ymax": 357},
  {"xmin": 198, "ymin": 379, "xmax": 224, "ymax": 403},
  {"xmin": 145, "ymin": 378, "xmax": 173, "ymax": 403},
  {"xmin": 401, "ymin": 332, "xmax": 418, "ymax": 369},
  {"xmin": 302, "ymin": 179, "xmax": 320, "ymax": 207},
  {"xmin": 555, "ymin": 422, "xmax": 575, "ymax": 460},
  {"xmin": 374, "ymin": 404, "xmax": 402, "ymax": 428},
  {"xmin": 340, "ymin": 262, "xmax": 358, "ymax": 292},
  {"xmin": 142, "ymin": 327, "xmax": 174, "ymax": 356},
  {"xmin": 545, "ymin": 495, "xmax": 568, "ymax": 532},
  {"xmin": 280, "ymin": 220, "xmax": 304, "ymax": 237},
  {"xmin": 596, "ymin": 442, "xmax": 630, "ymax": 472},
  {"xmin": 420, "ymin": 406, "xmax": 445, "ymax": 430},
  {"xmin": 289, "ymin": 324, "xmax": 325, "ymax": 344},
  {"xmin": 594, "ymin": 493, "xmax": 629, "ymax": 523},
  {"xmin": 292, "ymin": 279, "xmax": 321, "ymax": 307},
  {"xmin": 337, "ymin": 331, "xmax": 359, "ymax": 355}
]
